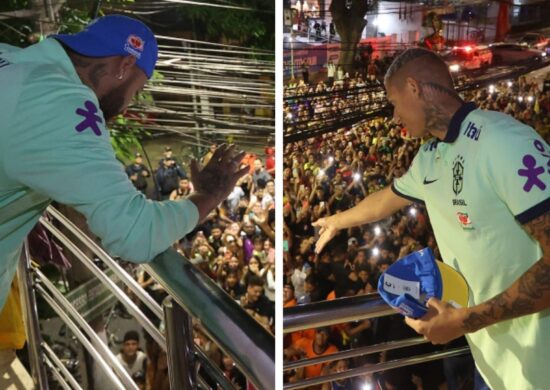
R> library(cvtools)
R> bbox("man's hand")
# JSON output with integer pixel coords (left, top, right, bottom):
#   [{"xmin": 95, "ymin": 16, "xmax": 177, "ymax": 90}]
[
  {"xmin": 187, "ymin": 144, "xmax": 248, "ymax": 221},
  {"xmin": 404, "ymin": 298, "xmax": 467, "ymax": 344},
  {"xmin": 312, "ymin": 217, "xmax": 339, "ymax": 254},
  {"xmin": 190, "ymin": 144, "xmax": 248, "ymax": 201}
]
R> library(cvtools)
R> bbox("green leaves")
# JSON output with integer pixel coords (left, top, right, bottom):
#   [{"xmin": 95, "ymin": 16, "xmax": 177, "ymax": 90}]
[{"xmin": 180, "ymin": 0, "xmax": 274, "ymax": 52}]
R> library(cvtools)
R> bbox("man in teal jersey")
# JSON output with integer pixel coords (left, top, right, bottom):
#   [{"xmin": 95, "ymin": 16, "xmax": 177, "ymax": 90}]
[
  {"xmin": 314, "ymin": 48, "xmax": 549, "ymax": 389},
  {"xmin": 0, "ymin": 15, "xmax": 247, "ymax": 315}
]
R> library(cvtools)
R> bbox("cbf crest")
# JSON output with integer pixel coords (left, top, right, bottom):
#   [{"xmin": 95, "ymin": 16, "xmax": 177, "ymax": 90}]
[{"xmin": 452, "ymin": 155, "xmax": 465, "ymax": 196}]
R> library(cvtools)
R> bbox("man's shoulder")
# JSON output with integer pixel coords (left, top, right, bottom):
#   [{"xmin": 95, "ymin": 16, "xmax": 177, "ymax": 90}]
[
  {"xmin": 469, "ymin": 109, "xmax": 532, "ymax": 141},
  {"xmin": 23, "ymin": 63, "xmax": 93, "ymax": 102},
  {"xmin": 471, "ymin": 112, "xmax": 542, "ymax": 162},
  {"xmin": 136, "ymin": 350, "xmax": 147, "ymax": 360}
]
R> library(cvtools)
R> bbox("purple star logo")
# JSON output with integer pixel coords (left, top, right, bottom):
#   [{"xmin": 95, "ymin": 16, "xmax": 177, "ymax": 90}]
[
  {"xmin": 518, "ymin": 154, "xmax": 546, "ymax": 192},
  {"xmin": 75, "ymin": 101, "xmax": 103, "ymax": 136}
]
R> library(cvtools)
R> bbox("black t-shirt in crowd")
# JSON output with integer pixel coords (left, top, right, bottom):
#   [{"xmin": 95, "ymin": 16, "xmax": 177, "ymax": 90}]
[
  {"xmin": 330, "ymin": 194, "xmax": 351, "ymax": 213},
  {"xmin": 247, "ymin": 295, "xmax": 275, "ymax": 321}
]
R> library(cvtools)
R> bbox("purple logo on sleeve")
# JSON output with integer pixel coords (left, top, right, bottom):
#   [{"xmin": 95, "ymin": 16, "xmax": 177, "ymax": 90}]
[
  {"xmin": 75, "ymin": 101, "xmax": 103, "ymax": 136},
  {"xmin": 518, "ymin": 154, "xmax": 546, "ymax": 192}
]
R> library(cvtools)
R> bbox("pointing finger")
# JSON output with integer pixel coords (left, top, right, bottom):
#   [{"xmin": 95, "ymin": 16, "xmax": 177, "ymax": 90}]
[
  {"xmin": 221, "ymin": 144, "xmax": 237, "ymax": 164},
  {"xmin": 312, "ymin": 219, "xmax": 324, "ymax": 227},
  {"xmin": 230, "ymin": 150, "xmax": 246, "ymax": 167},
  {"xmin": 211, "ymin": 143, "xmax": 228, "ymax": 161}
]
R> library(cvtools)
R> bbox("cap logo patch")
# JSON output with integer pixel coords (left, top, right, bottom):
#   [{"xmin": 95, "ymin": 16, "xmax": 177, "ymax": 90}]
[{"xmin": 124, "ymin": 34, "xmax": 144, "ymax": 59}]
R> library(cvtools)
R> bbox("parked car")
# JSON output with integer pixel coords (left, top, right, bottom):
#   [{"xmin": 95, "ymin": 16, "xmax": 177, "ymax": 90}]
[
  {"xmin": 489, "ymin": 42, "xmax": 547, "ymax": 65},
  {"xmin": 518, "ymin": 33, "xmax": 548, "ymax": 51},
  {"xmin": 443, "ymin": 45, "xmax": 493, "ymax": 73}
]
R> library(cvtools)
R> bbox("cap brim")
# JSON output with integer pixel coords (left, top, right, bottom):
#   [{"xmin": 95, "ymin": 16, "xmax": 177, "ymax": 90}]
[
  {"xmin": 51, "ymin": 32, "xmax": 122, "ymax": 58},
  {"xmin": 436, "ymin": 261, "xmax": 469, "ymax": 308}
]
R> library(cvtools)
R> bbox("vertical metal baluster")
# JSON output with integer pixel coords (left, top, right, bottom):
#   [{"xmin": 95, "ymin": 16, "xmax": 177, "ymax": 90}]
[
  {"xmin": 18, "ymin": 239, "xmax": 49, "ymax": 389},
  {"xmin": 164, "ymin": 296, "xmax": 197, "ymax": 390}
]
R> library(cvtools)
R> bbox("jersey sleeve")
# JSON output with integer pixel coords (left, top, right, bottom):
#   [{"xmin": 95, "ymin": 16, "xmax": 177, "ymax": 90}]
[
  {"xmin": 3, "ymin": 71, "xmax": 198, "ymax": 263},
  {"xmin": 391, "ymin": 149, "xmax": 426, "ymax": 205},
  {"xmin": 483, "ymin": 119, "xmax": 550, "ymax": 224}
]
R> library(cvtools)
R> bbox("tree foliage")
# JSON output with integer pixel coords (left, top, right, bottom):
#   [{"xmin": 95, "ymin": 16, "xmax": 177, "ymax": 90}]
[
  {"xmin": 182, "ymin": 0, "xmax": 274, "ymax": 53},
  {"xmin": 330, "ymin": 0, "xmax": 377, "ymax": 73},
  {"xmin": 0, "ymin": 0, "xmax": 34, "ymax": 47}
]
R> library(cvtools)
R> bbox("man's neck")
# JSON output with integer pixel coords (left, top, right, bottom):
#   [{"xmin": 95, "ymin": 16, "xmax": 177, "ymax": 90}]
[
  {"xmin": 123, "ymin": 354, "xmax": 137, "ymax": 365},
  {"xmin": 427, "ymin": 98, "xmax": 464, "ymax": 141}
]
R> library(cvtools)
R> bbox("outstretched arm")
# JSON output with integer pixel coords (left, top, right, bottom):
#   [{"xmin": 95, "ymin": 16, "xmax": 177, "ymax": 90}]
[{"xmin": 312, "ymin": 186, "xmax": 411, "ymax": 253}]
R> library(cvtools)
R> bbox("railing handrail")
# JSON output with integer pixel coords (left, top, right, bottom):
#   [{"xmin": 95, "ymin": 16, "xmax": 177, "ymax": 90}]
[
  {"xmin": 43, "ymin": 205, "xmax": 274, "ymax": 389},
  {"xmin": 145, "ymin": 249, "xmax": 275, "ymax": 390},
  {"xmin": 39, "ymin": 216, "xmax": 167, "ymax": 351},
  {"xmin": 284, "ymin": 337, "xmax": 428, "ymax": 371},
  {"xmin": 283, "ymin": 293, "xmax": 395, "ymax": 333},
  {"xmin": 34, "ymin": 268, "xmax": 139, "ymax": 390},
  {"xmin": 284, "ymin": 347, "xmax": 470, "ymax": 390},
  {"xmin": 46, "ymin": 206, "xmax": 163, "ymax": 321}
]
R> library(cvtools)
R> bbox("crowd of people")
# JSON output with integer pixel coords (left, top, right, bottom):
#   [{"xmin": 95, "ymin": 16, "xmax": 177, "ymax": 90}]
[
  {"xmin": 283, "ymin": 115, "xmax": 448, "ymax": 389},
  {"xmin": 283, "ymin": 60, "xmax": 550, "ymax": 388},
  {"xmin": 121, "ymin": 142, "xmax": 276, "ymax": 389},
  {"xmin": 284, "ymin": 55, "xmax": 397, "ymax": 137},
  {"xmin": 462, "ymin": 77, "xmax": 550, "ymax": 140}
]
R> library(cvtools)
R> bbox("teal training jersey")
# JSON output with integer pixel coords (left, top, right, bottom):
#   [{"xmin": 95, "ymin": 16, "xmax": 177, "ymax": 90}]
[
  {"xmin": 0, "ymin": 39, "xmax": 199, "ymax": 310},
  {"xmin": 393, "ymin": 103, "xmax": 550, "ymax": 390}
]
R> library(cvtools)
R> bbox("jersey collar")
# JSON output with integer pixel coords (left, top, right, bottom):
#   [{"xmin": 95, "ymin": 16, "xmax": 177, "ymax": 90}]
[{"xmin": 442, "ymin": 102, "xmax": 477, "ymax": 143}]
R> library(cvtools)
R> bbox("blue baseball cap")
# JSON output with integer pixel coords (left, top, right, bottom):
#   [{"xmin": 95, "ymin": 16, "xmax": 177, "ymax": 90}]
[
  {"xmin": 51, "ymin": 14, "xmax": 158, "ymax": 78},
  {"xmin": 377, "ymin": 248, "xmax": 469, "ymax": 318}
]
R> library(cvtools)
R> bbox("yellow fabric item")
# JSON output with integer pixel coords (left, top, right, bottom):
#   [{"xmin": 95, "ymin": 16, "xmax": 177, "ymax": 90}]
[{"xmin": 0, "ymin": 278, "xmax": 26, "ymax": 350}]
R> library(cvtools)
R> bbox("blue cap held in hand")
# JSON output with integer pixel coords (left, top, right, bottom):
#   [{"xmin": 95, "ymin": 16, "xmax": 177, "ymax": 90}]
[
  {"xmin": 377, "ymin": 248, "xmax": 469, "ymax": 318},
  {"xmin": 51, "ymin": 14, "xmax": 158, "ymax": 78}
]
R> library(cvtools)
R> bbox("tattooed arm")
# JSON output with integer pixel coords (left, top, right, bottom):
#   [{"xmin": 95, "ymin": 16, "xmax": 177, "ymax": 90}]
[
  {"xmin": 461, "ymin": 211, "xmax": 550, "ymax": 332},
  {"xmin": 406, "ymin": 211, "xmax": 550, "ymax": 344}
]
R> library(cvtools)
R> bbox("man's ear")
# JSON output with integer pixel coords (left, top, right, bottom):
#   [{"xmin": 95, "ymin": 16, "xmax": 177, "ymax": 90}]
[
  {"xmin": 118, "ymin": 55, "xmax": 137, "ymax": 78},
  {"xmin": 405, "ymin": 76, "xmax": 421, "ymax": 98}
]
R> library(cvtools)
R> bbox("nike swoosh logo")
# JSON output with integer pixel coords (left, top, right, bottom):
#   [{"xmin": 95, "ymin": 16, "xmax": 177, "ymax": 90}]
[{"xmin": 423, "ymin": 178, "xmax": 438, "ymax": 185}]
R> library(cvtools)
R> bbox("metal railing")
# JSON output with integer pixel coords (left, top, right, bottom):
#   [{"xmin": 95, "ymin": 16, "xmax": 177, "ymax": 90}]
[
  {"xmin": 19, "ymin": 205, "xmax": 274, "ymax": 389},
  {"xmin": 283, "ymin": 295, "xmax": 471, "ymax": 390}
]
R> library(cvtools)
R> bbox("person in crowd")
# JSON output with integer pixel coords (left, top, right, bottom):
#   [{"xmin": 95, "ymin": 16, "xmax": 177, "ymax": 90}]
[
  {"xmin": 283, "ymin": 283, "xmax": 297, "ymax": 308},
  {"xmin": 252, "ymin": 159, "xmax": 273, "ymax": 189},
  {"xmin": 202, "ymin": 143, "xmax": 217, "ymax": 165},
  {"xmin": 221, "ymin": 355, "xmax": 246, "ymax": 389},
  {"xmin": 169, "ymin": 177, "xmax": 192, "ymax": 200},
  {"xmin": 156, "ymin": 157, "xmax": 187, "ymax": 200},
  {"xmin": 125, "ymin": 152, "xmax": 150, "ymax": 194},
  {"xmin": 326, "ymin": 60, "xmax": 336, "ymax": 86},
  {"xmin": 241, "ymin": 275, "xmax": 274, "ymax": 328},
  {"xmin": 158, "ymin": 145, "xmax": 176, "ymax": 167},
  {"xmin": 320, "ymin": 359, "xmax": 357, "ymax": 390},
  {"xmin": 285, "ymin": 327, "xmax": 339, "ymax": 383},
  {"xmin": 117, "ymin": 331, "xmax": 147, "ymax": 379}
]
